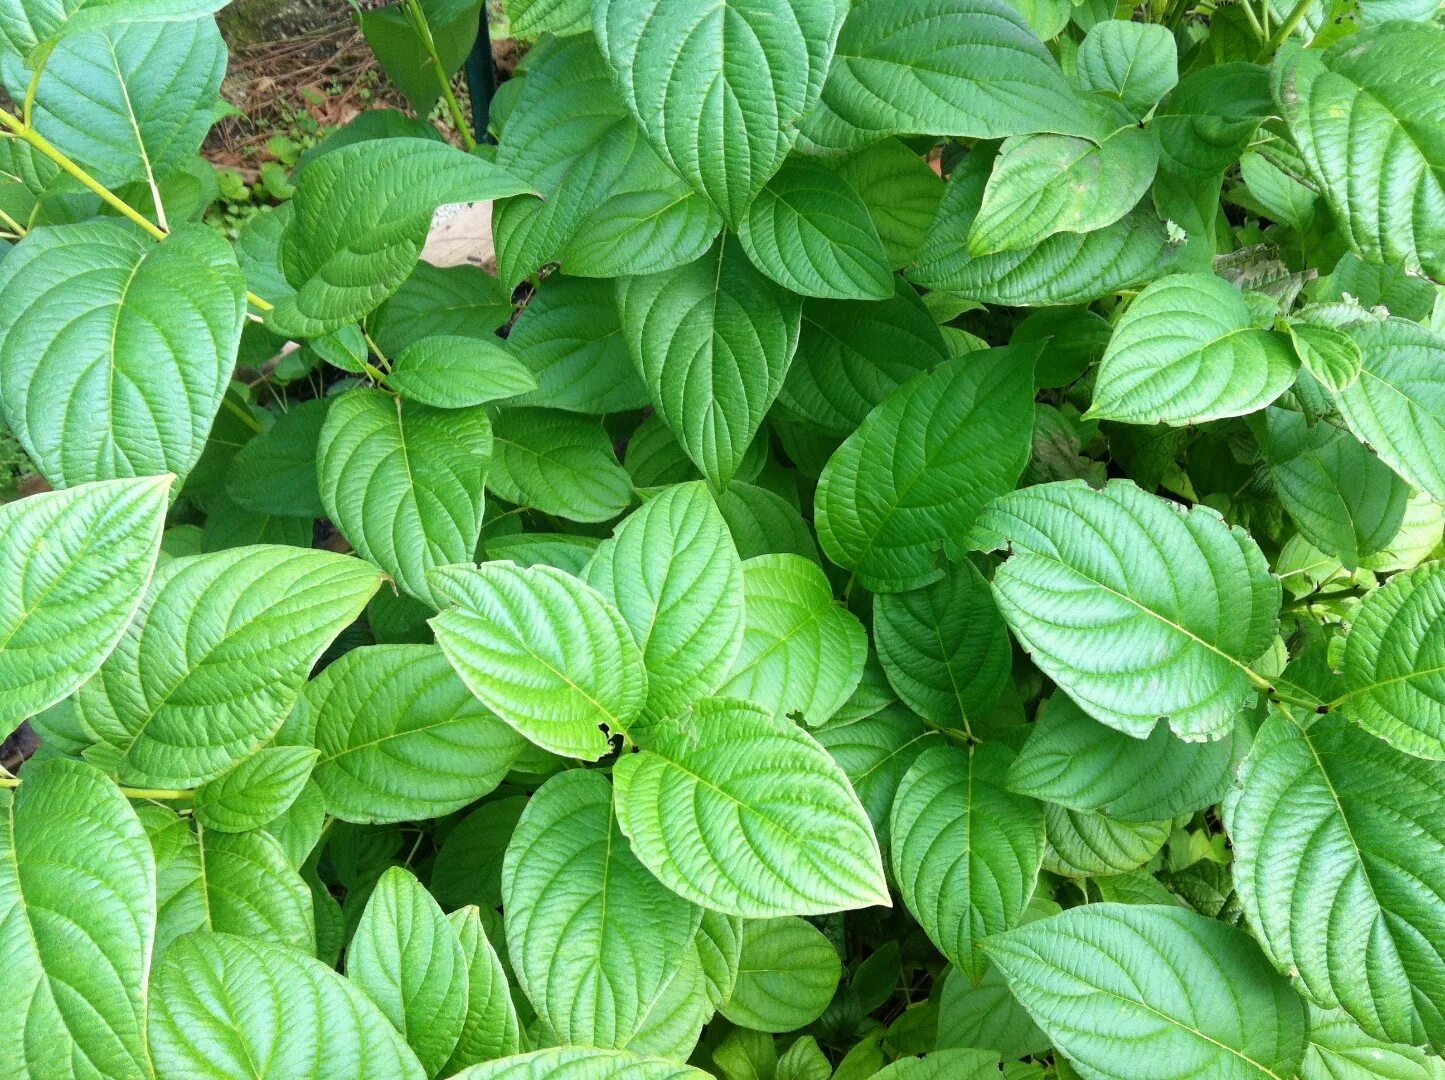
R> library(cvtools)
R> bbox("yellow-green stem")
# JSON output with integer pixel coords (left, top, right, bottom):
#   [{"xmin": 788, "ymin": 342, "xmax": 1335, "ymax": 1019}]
[
  {"xmin": 0, "ymin": 774, "xmax": 192, "ymax": 800},
  {"xmin": 403, "ymin": 0, "xmax": 477, "ymax": 151}
]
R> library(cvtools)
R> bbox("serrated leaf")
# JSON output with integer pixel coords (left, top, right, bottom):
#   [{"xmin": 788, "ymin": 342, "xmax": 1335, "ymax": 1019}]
[
  {"xmin": 77, "ymin": 545, "xmax": 382, "ymax": 786},
  {"xmin": 445, "ymin": 906, "xmax": 522, "ymax": 1073},
  {"xmin": 617, "ymin": 238, "xmax": 801, "ymax": 487},
  {"xmin": 717, "ymin": 917, "xmax": 841, "ymax": 1033},
  {"xmin": 1226, "ymin": 711, "xmax": 1445, "ymax": 1050},
  {"xmin": 429, "ymin": 561, "xmax": 646, "ymax": 760},
  {"xmin": 984, "ymin": 904, "xmax": 1308, "ymax": 1080},
  {"xmin": 971, "ymin": 479, "xmax": 1280, "ymax": 740},
  {"xmin": 1077, "ymin": 21, "xmax": 1178, "ymax": 116},
  {"xmin": 319, "ymin": 388, "xmax": 492, "ymax": 607},
  {"xmin": 0, "ymin": 475, "xmax": 167, "ymax": 730},
  {"xmin": 149, "ymin": 932, "xmax": 426, "ymax": 1079},
  {"xmin": 389, "ymin": 335, "xmax": 537, "ymax": 408},
  {"xmin": 816, "ymin": 344, "xmax": 1036, "ymax": 593},
  {"xmin": 890, "ymin": 743, "xmax": 1044, "ymax": 980},
  {"xmin": 488, "ymin": 407, "xmax": 633, "ymax": 522},
  {"xmin": 193, "ymin": 746, "xmax": 318, "ymax": 832},
  {"xmin": 1, "ymin": 759, "xmax": 155, "ymax": 1080},
  {"xmin": 503, "ymin": 769, "xmax": 700, "ymax": 1047},
  {"xmin": 0, "ymin": 220, "xmax": 244, "ymax": 488},
  {"xmin": 612, "ymin": 697, "xmax": 888, "ymax": 917},
  {"xmin": 448, "ymin": 1046, "xmax": 711, "ymax": 1080}
]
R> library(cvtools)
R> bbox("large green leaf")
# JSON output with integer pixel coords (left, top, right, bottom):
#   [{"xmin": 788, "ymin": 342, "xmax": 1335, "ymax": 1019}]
[
  {"xmin": 985, "ymin": 904, "xmax": 1308, "ymax": 1080},
  {"xmin": 584, "ymin": 482, "xmax": 744, "ymax": 722},
  {"xmin": 428, "ymin": 561, "xmax": 647, "ymax": 760},
  {"xmin": 1088, "ymin": 274, "xmax": 1297, "ymax": 425},
  {"xmin": 814, "ymin": 706, "xmax": 937, "ymax": 846},
  {"xmin": 387, "ymin": 336, "xmax": 536, "ymax": 409},
  {"xmin": 617, "ymin": 238, "xmax": 802, "ymax": 487},
  {"xmin": 225, "ymin": 397, "xmax": 328, "ymax": 518},
  {"xmin": 612, "ymin": 697, "xmax": 889, "ymax": 917},
  {"xmin": 192, "ymin": 746, "xmax": 318, "ymax": 832},
  {"xmin": 318, "ymin": 388, "xmax": 492, "ymax": 608},
  {"xmin": 890, "ymin": 744, "xmax": 1044, "ymax": 980},
  {"xmin": 0, "ymin": 0, "xmax": 228, "ymax": 58},
  {"xmin": 800, "ymin": 0, "xmax": 1091, "ymax": 152},
  {"xmin": 593, "ymin": 0, "xmax": 845, "ymax": 225},
  {"xmin": 971, "ymin": 479, "xmax": 1280, "ymax": 740},
  {"xmin": 1077, "ymin": 21, "xmax": 1178, "ymax": 117},
  {"xmin": 149, "ymin": 932, "xmax": 426, "ymax": 1079},
  {"xmin": 0, "ymin": 220, "xmax": 244, "ymax": 487},
  {"xmin": 370, "ymin": 262, "xmax": 512, "ymax": 356},
  {"xmin": 502, "ymin": 769, "xmax": 700, "ymax": 1047},
  {"xmin": 504, "ymin": 0, "xmax": 587, "ymax": 35},
  {"xmin": 831, "ymin": 138, "xmax": 944, "ymax": 268},
  {"xmin": 0, "ymin": 475, "xmax": 167, "ymax": 729},
  {"xmin": 488, "ymin": 408, "xmax": 633, "ymax": 523},
  {"xmin": 289, "ymin": 644, "xmax": 523, "ymax": 823},
  {"xmin": 1226, "ymin": 711, "xmax": 1445, "ymax": 1051},
  {"xmin": 1041, "ymin": 804, "xmax": 1169, "ymax": 878},
  {"xmin": 816, "ymin": 344, "xmax": 1036, "ymax": 593},
  {"xmin": 449, "ymin": 1047, "xmax": 710, "ymax": 1080},
  {"xmin": 0, "ymin": 759, "xmax": 155, "ymax": 1080},
  {"xmin": 445, "ymin": 906, "xmax": 522, "ymax": 1073},
  {"xmin": 269, "ymin": 139, "xmax": 531, "ymax": 336},
  {"xmin": 1274, "ymin": 24, "xmax": 1445, "ymax": 279},
  {"xmin": 1302, "ymin": 1007, "xmax": 1445, "ymax": 1080},
  {"xmin": 77, "ymin": 545, "xmax": 382, "ymax": 786},
  {"xmin": 717, "ymin": 553, "xmax": 868, "ymax": 727},
  {"xmin": 717, "ymin": 917, "xmax": 841, "ymax": 1033}
]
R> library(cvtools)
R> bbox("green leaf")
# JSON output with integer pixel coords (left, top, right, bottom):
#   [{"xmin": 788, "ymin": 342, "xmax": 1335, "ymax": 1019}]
[
  {"xmin": 1302, "ymin": 1007, "xmax": 1445, "ymax": 1080},
  {"xmin": 445, "ymin": 906, "xmax": 522, "ymax": 1073},
  {"xmin": 938, "ymin": 964, "xmax": 1048, "ymax": 1061},
  {"xmin": 1287, "ymin": 322, "xmax": 1362, "ymax": 393},
  {"xmin": 448, "ymin": 1046, "xmax": 711, "ymax": 1080},
  {"xmin": 816, "ymin": 344, "xmax": 1036, "ymax": 593},
  {"xmin": 226, "ymin": 397, "xmax": 329, "ymax": 519},
  {"xmin": 371, "ymin": 262, "xmax": 513, "ymax": 356},
  {"xmin": 193, "ymin": 746, "xmax": 319, "ymax": 832},
  {"xmin": 873, "ymin": 558, "xmax": 1011, "ymax": 730},
  {"xmin": 503, "ymin": 769, "xmax": 701, "ymax": 1046},
  {"xmin": 830, "ymin": 138, "xmax": 945, "ymax": 268},
  {"xmin": 428, "ymin": 561, "xmax": 647, "ymax": 759},
  {"xmin": 431, "ymin": 797, "xmax": 527, "ymax": 912},
  {"xmin": 717, "ymin": 554, "xmax": 868, "ymax": 727},
  {"xmin": 357, "ymin": 0, "xmax": 478, "ymax": 118},
  {"xmin": 0, "ymin": 0, "xmax": 228, "ymax": 58},
  {"xmin": 318, "ymin": 388, "xmax": 492, "ymax": 607},
  {"xmin": 488, "ymin": 408, "xmax": 633, "ymax": 522},
  {"xmin": 613, "ymin": 697, "xmax": 889, "ymax": 917},
  {"xmin": 593, "ymin": 0, "xmax": 845, "ymax": 225},
  {"xmin": 617, "ymin": 238, "xmax": 802, "ymax": 487},
  {"xmin": 290, "ymin": 644, "xmax": 523, "ymax": 823},
  {"xmin": 0, "ymin": 759, "xmax": 155, "ymax": 1080},
  {"xmin": 1274, "ymin": 25, "xmax": 1445, "ymax": 280},
  {"xmin": 584, "ymin": 482, "xmax": 745, "ymax": 722},
  {"xmin": 348, "ymin": 866, "xmax": 468, "ymax": 1076},
  {"xmin": 871, "ymin": 1050, "xmax": 1001, "ymax": 1079},
  {"xmin": 737, "ymin": 159, "xmax": 893, "ymax": 300},
  {"xmin": 890, "ymin": 743, "xmax": 1044, "ymax": 980},
  {"xmin": 814, "ymin": 706, "xmax": 938, "ymax": 846},
  {"xmin": 1041, "ymin": 804, "xmax": 1169, "ymax": 878},
  {"xmin": 717, "ymin": 917, "xmax": 841, "ymax": 1033},
  {"xmin": 984, "ymin": 904, "xmax": 1308, "ymax": 1080},
  {"xmin": 1076, "ymin": 21, "xmax": 1178, "ymax": 116},
  {"xmin": 694, "ymin": 911, "xmax": 744, "ymax": 1009},
  {"xmin": 389, "ymin": 335, "xmax": 537, "ymax": 408},
  {"xmin": 149, "ymin": 932, "xmax": 427, "ymax": 1079},
  {"xmin": 504, "ymin": 0, "xmax": 588, "ymax": 36},
  {"xmin": 1007, "ymin": 693, "xmax": 1239, "ymax": 822},
  {"xmin": 0, "ymin": 475, "xmax": 167, "ymax": 730},
  {"xmin": 971, "ymin": 479, "xmax": 1280, "ymax": 740},
  {"xmin": 1226, "ymin": 711, "xmax": 1445, "ymax": 1050},
  {"xmin": 269, "ymin": 139, "xmax": 532, "ymax": 336},
  {"xmin": 0, "ymin": 221, "xmax": 245, "ymax": 487},
  {"xmin": 800, "ymin": 0, "xmax": 1091, "ymax": 152},
  {"xmin": 1088, "ymin": 274, "xmax": 1298, "ymax": 425},
  {"xmin": 77, "ymin": 545, "xmax": 382, "ymax": 786}
]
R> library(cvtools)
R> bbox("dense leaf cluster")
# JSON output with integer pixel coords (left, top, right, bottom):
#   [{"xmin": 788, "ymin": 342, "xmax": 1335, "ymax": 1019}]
[{"xmin": 1, "ymin": 0, "xmax": 1443, "ymax": 1076}]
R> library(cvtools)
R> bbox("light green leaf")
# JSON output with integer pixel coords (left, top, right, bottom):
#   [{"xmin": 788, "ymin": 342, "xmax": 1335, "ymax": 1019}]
[
  {"xmin": 800, "ymin": 0, "xmax": 1091, "ymax": 152},
  {"xmin": 503, "ymin": 769, "xmax": 700, "ymax": 1046},
  {"xmin": 890, "ymin": 743, "xmax": 1044, "ymax": 980},
  {"xmin": 348, "ymin": 866, "xmax": 468, "ymax": 1076},
  {"xmin": 715, "ymin": 481, "xmax": 820, "ymax": 563},
  {"xmin": 428, "ymin": 561, "xmax": 646, "ymax": 760},
  {"xmin": 445, "ymin": 906, "xmax": 522, "ymax": 1073},
  {"xmin": 984, "ymin": 904, "xmax": 1308, "ymax": 1080},
  {"xmin": 1339, "ymin": 560, "xmax": 1445, "ymax": 759},
  {"xmin": 291, "ymin": 644, "xmax": 523, "ymax": 823},
  {"xmin": 318, "ymin": 388, "xmax": 492, "ymax": 608},
  {"xmin": 737, "ymin": 159, "xmax": 892, "ymax": 300},
  {"xmin": 623, "ymin": 942, "xmax": 711, "ymax": 1061},
  {"xmin": 1287, "ymin": 322, "xmax": 1362, "ymax": 393},
  {"xmin": 193, "ymin": 746, "xmax": 318, "ymax": 832},
  {"xmin": 830, "ymin": 138, "xmax": 944, "ymax": 268},
  {"xmin": 717, "ymin": 553, "xmax": 868, "ymax": 727},
  {"xmin": 489, "ymin": 408, "xmax": 633, "ymax": 523},
  {"xmin": 593, "ymin": 0, "xmax": 845, "ymax": 225},
  {"xmin": 448, "ymin": 1046, "xmax": 711, "ymax": 1080},
  {"xmin": 1226, "ymin": 712, "xmax": 1445, "ymax": 1050},
  {"xmin": 695, "ymin": 911, "xmax": 744, "ymax": 1009},
  {"xmin": 613, "ymin": 697, "xmax": 889, "ymax": 917},
  {"xmin": 269, "ymin": 138, "xmax": 532, "ymax": 336},
  {"xmin": 971, "ymin": 479, "xmax": 1280, "ymax": 740},
  {"xmin": 0, "ymin": 0, "xmax": 228, "ymax": 58},
  {"xmin": 617, "ymin": 238, "xmax": 802, "ymax": 487},
  {"xmin": 814, "ymin": 706, "xmax": 938, "ymax": 846},
  {"xmin": 816, "ymin": 344, "xmax": 1036, "ymax": 593},
  {"xmin": 718, "ymin": 917, "xmax": 841, "ymax": 1033},
  {"xmin": 77, "ymin": 545, "xmax": 382, "ymax": 786},
  {"xmin": 1, "ymin": 759, "xmax": 155, "ymax": 1080},
  {"xmin": 1007, "ymin": 693, "xmax": 1239, "ymax": 822},
  {"xmin": 1303, "ymin": 1007, "xmax": 1445, "ymax": 1080},
  {"xmin": 874, "ymin": 558, "xmax": 1011, "ymax": 730},
  {"xmin": 0, "ymin": 220, "xmax": 245, "ymax": 488},
  {"xmin": 1077, "ymin": 21, "xmax": 1178, "ymax": 116},
  {"xmin": 389, "ymin": 335, "xmax": 537, "ymax": 408},
  {"xmin": 149, "ymin": 932, "xmax": 426, "ymax": 1079},
  {"xmin": 0, "ymin": 475, "xmax": 167, "ymax": 730},
  {"xmin": 584, "ymin": 482, "xmax": 744, "ymax": 722},
  {"xmin": 504, "ymin": 0, "xmax": 588, "ymax": 36}
]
